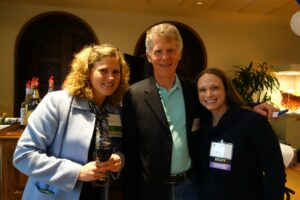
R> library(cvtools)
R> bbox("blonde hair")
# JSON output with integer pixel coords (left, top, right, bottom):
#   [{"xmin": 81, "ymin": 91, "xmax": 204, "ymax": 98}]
[
  {"xmin": 62, "ymin": 44, "xmax": 130, "ymax": 105},
  {"xmin": 145, "ymin": 23, "xmax": 183, "ymax": 53}
]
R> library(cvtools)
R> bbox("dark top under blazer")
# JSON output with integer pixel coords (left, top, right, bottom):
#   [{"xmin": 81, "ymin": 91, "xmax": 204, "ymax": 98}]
[
  {"xmin": 189, "ymin": 106, "xmax": 286, "ymax": 200},
  {"xmin": 121, "ymin": 76, "xmax": 202, "ymax": 200}
]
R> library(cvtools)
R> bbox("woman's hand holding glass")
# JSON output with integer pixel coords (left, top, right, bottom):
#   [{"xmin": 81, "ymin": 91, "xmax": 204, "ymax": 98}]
[
  {"xmin": 78, "ymin": 153, "xmax": 122, "ymax": 182},
  {"xmin": 97, "ymin": 153, "xmax": 122, "ymax": 173}
]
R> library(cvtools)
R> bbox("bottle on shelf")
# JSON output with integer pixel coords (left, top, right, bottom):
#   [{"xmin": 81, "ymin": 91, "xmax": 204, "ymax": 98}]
[
  {"xmin": 0, "ymin": 112, "xmax": 7, "ymax": 125},
  {"xmin": 20, "ymin": 80, "xmax": 32, "ymax": 127},
  {"xmin": 48, "ymin": 75, "xmax": 54, "ymax": 93},
  {"xmin": 27, "ymin": 77, "xmax": 41, "ymax": 118}
]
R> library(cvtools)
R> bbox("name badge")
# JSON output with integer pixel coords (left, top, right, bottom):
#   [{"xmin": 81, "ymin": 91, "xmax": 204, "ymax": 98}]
[
  {"xmin": 108, "ymin": 114, "xmax": 122, "ymax": 138},
  {"xmin": 209, "ymin": 140, "xmax": 233, "ymax": 171}
]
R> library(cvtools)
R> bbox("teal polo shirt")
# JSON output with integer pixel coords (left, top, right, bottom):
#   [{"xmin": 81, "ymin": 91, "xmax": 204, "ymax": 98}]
[{"xmin": 157, "ymin": 75, "xmax": 191, "ymax": 174}]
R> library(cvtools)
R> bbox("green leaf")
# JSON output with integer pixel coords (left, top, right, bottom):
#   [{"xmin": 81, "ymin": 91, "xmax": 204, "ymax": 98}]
[{"xmin": 230, "ymin": 62, "xmax": 280, "ymax": 106}]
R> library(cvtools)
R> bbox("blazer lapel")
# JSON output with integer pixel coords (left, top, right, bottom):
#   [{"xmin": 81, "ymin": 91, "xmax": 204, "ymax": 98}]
[
  {"xmin": 181, "ymin": 79, "xmax": 193, "ymax": 134},
  {"xmin": 144, "ymin": 77, "xmax": 170, "ymax": 132}
]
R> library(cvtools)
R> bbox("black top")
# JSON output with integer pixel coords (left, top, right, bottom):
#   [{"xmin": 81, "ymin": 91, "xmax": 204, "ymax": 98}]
[
  {"xmin": 80, "ymin": 100, "xmax": 122, "ymax": 200},
  {"xmin": 80, "ymin": 125, "xmax": 106, "ymax": 200},
  {"xmin": 189, "ymin": 106, "xmax": 286, "ymax": 200}
]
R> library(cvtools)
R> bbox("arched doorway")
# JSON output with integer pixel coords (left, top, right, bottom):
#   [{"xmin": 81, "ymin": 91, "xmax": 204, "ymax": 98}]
[
  {"xmin": 14, "ymin": 12, "xmax": 98, "ymax": 116},
  {"xmin": 131, "ymin": 21, "xmax": 207, "ymax": 83}
]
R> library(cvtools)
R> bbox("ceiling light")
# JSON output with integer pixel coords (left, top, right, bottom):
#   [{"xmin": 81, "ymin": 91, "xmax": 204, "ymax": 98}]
[
  {"xmin": 195, "ymin": 1, "xmax": 203, "ymax": 6},
  {"xmin": 273, "ymin": 64, "xmax": 300, "ymax": 75}
]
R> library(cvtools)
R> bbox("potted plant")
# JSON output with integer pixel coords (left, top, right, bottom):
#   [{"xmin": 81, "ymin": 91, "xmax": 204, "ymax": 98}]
[{"xmin": 230, "ymin": 62, "xmax": 280, "ymax": 107}]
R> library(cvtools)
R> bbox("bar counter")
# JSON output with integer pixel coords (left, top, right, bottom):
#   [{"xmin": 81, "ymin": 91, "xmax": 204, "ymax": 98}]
[{"xmin": 0, "ymin": 123, "xmax": 27, "ymax": 200}]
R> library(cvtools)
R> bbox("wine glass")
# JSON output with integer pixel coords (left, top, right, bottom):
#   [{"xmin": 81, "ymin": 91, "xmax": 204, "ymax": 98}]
[{"xmin": 95, "ymin": 136, "xmax": 113, "ymax": 186}]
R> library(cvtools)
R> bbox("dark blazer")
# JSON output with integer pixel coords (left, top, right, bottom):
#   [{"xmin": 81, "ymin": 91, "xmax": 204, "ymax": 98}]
[{"xmin": 121, "ymin": 76, "xmax": 201, "ymax": 200}]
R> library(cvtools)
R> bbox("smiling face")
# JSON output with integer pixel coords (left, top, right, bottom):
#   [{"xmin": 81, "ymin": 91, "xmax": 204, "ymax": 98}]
[
  {"xmin": 146, "ymin": 34, "xmax": 182, "ymax": 82},
  {"xmin": 197, "ymin": 73, "xmax": 228, "ymax": 116},
  {"xmin": 89, "ymin": 56, "xmax": 121, "ymax": 106}
]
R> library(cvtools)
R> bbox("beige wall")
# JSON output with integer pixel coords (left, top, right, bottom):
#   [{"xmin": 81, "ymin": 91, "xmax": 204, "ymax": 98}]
[{"xmin": 1, "ymin": 3, "xmax": 300, "ymax": 116}]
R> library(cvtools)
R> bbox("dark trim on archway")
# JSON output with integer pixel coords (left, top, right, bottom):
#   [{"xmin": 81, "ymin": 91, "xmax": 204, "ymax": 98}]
[
  {"xmin": 133, "ymin": 21, "xmax": 207, "ymax": 81},
  {"xmin": 14, "ymin": 11, "xmax": 99, "ymax": 116}
]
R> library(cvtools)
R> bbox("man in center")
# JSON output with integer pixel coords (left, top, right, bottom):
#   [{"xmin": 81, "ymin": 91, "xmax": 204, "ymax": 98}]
[{"xmin": 121, "ymin": 23, "xmax": 273, "ymax": 200}]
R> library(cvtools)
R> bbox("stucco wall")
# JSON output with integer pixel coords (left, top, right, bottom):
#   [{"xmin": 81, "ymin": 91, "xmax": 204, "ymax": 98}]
[{"xmin": 1, "ymin": 2, "xmax": 300, "ymax": 116}]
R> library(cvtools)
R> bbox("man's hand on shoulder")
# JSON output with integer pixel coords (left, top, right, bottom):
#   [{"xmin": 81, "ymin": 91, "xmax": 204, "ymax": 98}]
[{"xmin": 253, "ymin": 103, "xmax": 279, "ymax": 119}]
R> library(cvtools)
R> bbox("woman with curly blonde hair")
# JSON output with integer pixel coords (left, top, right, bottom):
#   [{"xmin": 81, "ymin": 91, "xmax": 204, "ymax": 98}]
[
  {"xmin": 13, "ymin": 44, "xmax": 130, "ymax": 200},
  {"xmin": 63, "ymin": 44, "xmax": 129, "ymax": 105}
]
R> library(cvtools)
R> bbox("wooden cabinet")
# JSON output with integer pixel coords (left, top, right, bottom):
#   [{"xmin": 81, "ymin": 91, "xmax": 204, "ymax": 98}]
[{"xmin": 0, "ymin": 124, "xmax": 27, "ymax": 200}]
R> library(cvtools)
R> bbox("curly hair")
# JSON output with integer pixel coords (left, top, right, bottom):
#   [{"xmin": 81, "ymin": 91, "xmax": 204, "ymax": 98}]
[{"xmin": 62, "ymin": 44, "xmax": 130, "ymax": 105}]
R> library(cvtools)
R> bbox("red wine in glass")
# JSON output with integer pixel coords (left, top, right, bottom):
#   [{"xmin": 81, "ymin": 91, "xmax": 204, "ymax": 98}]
[{"xmin": 95, "ymin": 137, "xmax": 113, "ymax": 186}]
